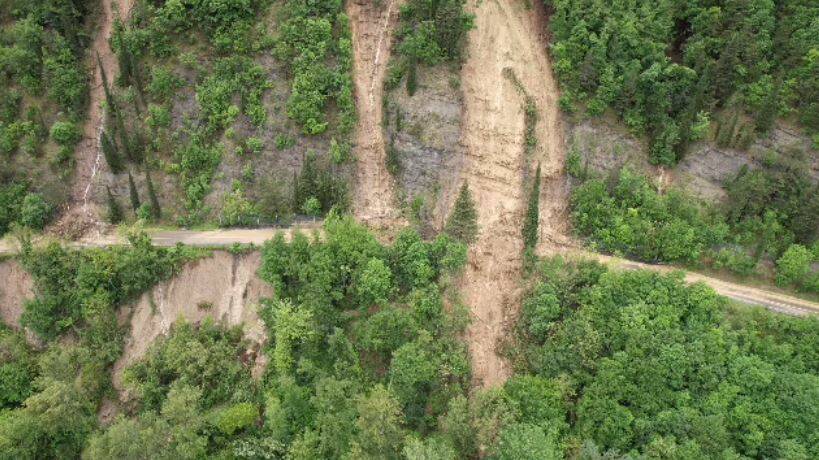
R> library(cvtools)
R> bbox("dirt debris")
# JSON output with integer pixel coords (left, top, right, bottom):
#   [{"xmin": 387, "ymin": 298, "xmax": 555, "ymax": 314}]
[
  {"xmin": 348, "ymin": 0, "xmax": 406, "ymax": 229},
  {"xmin": 459, "ymin": 0, "xmax": 568, "ymax": 388},
  {"xmin": 0, "ymin": 259, "xmax": 34, "ymax": 330},
  {"xmin": 56, "ymin": 0, "xmax": 134, "ymax": 236}
]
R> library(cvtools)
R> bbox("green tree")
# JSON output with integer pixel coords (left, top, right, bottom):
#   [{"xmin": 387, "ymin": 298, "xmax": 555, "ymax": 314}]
[
  {"xmin": 356, "ymin": 258, "xmax": 393, "ymax": 306},
  {"xmin": 19, "ymin": 193, "xmax": 50, "ymax": 230},
  {"xmin": 127, "ymin": 171, "xmax": 140, "ymax": 212},
  {"xmin": 101, "ymin": 130, "xmax": 123, "ymax": 173},
  {"xmin": 349, "ymin": 385, "xmax": 405, "ymax": 459},
  {"xmin": 444, "ymin": 182, "xmax": 478, "ymax": 244},
  {"xmin": 492, "ymin": 423, "xmax": 561, "ymax": 460},
  {"xmin": 49, "ymin": 120, "xmax": 81, "ymax": 146},
  {"xmin": 145, "ymin": 170, "xmax": 161, "ymax": 220},
  {"xmin": 776, "ymin": 244, "xmax": 814, "ymax": 288},
  {"xmin": 105, "ymin": 186, "xmax": 123, "ymax": 224},
  {"xmin": 523, "ymin": 163, "xmax": 541, "ymax": 249}
]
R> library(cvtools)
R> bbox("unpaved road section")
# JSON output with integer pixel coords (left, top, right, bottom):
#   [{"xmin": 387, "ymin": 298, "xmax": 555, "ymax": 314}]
[
  {"xmin": 348, "ymin": 0, "xmax": 405, "ymax": 228},
  {"xmin": 3, "ymin": 227, "xmax": 818, "ymax": 318},
  {"xmin": 580, "ymin": 252, "xmax": 819, "ymax": 316},
  {"xmin": 459, "ymin": 0, "xmax": 560, "ymax": 388}
]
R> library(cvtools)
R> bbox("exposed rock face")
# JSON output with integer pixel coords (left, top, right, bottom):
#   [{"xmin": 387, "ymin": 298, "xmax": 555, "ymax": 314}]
[
  {"xmin": 567, "ymin": 118, "xmax": 818, "ymax": 200},
  {"xmin": 384, "ymin": 65, "xmax": 465, "ymax": 233},
  {"xmin": 112, "ymin": 250, "xmax": 273, "ymax": 391},
  {"xmin": 0, "ymin": 259, "xmax": 34, "ymax": 329},
  {"xmin": 678, "ymin": 125, "xmax": 819, "ymax": 200}
]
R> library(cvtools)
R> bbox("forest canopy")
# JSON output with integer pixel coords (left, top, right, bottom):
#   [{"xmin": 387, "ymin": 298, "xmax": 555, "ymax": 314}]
[{"xmin": 548, "ymin": 0, "xmax": 819, "ymax": 165}]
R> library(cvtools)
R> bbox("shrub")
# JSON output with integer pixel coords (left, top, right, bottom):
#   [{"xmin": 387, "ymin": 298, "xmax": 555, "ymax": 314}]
[
  {"xmin": 18, "ymin": 193, "xmax": 50, "ymax": 230},
  {"xmin": 245, "ymin": 137, "xmax": 263, "ymax": 154},
  {"xmin": 776, "ymin": 244, "xmax": 815, "ymax": 290},
  {"xmin": 215, "ymin": 402, "xmax": 258, "ymax": 436},
  {"xmin": 221, "ymin": 186, "xmax": 260, "ymax": 227},
  {"xmin": 49, "ymin": 121, "xmax": 81, "ymax": 146}
]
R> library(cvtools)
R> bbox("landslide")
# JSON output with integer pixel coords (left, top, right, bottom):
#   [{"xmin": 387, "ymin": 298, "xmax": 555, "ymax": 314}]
[
  {"xmin": 112, "ymin": 251, "xmax": 272, "ymax": 393},
  {"xmin": 348, "ymin": 0, "xmax": 405, "ymax": 229},
  {"xmin": 459, "ymin": 0, "xmax": 568, "ymax": 387}
]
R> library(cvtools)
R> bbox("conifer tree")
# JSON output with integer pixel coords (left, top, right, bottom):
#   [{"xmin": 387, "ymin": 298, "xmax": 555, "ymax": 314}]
[
  {"xmin": 145, "ymin": 170, "xmax": 161, "ymax": 220},
  {"xmin": 101, "ymin": 130, "xmax": 122, "ymax": 173},
  {"xmin": 99, "ymin": 51, "xmax": 133, "ymax": 161},
  {"xmin": 523, "ymin": 163, "xmax": 541, "ymax": 249},
  {"xmin": 445, "ymin": 182, "xmax": 478, "ymax": 244},
  {"xmin": 97, "ymin": 52, "xmax": 118, "ymax": 118},
  {"xmin": 127, "ymin": 171, "xmax": 141, "ymax": 212},
  {"xmin": 106, "ymin": 186, "xmax": 123, "ymax": 224}
]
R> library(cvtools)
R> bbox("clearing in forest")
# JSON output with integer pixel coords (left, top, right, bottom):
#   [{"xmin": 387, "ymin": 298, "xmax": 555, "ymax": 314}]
[
  {"xmin": 460, "ymin": 0, "xmax": 568, "ymax": 388},
  {"xmin": 348, "ymin": 0, "xmax": 405, "ymax": 228}
]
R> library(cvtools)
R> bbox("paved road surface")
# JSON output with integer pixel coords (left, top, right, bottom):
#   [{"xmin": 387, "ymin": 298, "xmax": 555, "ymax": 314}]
[{"xmin": 1, "ymin": 227, "xmax": 817, "ymax": 316}]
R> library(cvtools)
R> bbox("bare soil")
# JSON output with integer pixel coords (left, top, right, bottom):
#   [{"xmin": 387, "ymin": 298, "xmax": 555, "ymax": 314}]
[
  {"xmin": 459, "ymin": 0, "xmax": 569, "ymax": 387},
  {"xmin": 112, "ymin": 251, "xmax": 273, "ymax": 395},
  {"xmin": 57, "ymin": 0, "xmax": 134, "ymax": 236},
  {"xmin": 348, "ymin": 0, "xmax": 406, "ymax": 229},
  {"xmin": 0, "ymin": 259, "xmax": 34, "ymax": 329}
]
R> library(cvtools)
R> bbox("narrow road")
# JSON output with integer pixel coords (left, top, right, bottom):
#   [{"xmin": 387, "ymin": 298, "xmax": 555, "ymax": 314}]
[{"xmin": 1, "ymin": 227, "xmax": 817, "ymax": 316}]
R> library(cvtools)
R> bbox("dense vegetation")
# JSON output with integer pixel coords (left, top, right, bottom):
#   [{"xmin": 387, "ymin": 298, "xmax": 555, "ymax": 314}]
[
  {"xmin": 0, "ymin": 0, "xmax": 94, "ymax": 233},
  {"xmin": 106, "ymin": 0, "xmax": 352, "ymax": 226},
  {"xmin": 73, "ymin": 215, "xmax": 480, "ymax": 458},
  {"xmin": 387, "ymin": 0, "xmax": 473, "ymax": 94},
  {"xmin": 0, "ymin": 231, "xmax": 199, "ymax": 458},
  {"xmin": 507, "ymin": 257, "xmax": 819, "ymax": 457},
  {"xmin": 548, "ymin": 0, "xmax": 819, "ymax": 165},
  {"xmin": 570, "ymin": 150, "xmax": 819, "ymax": 293}
]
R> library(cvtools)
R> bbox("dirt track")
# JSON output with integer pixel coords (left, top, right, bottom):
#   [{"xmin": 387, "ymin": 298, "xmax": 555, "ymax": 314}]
[
  {"xmin": 459, "ymin": 0, "xmax": 568, "ymax": 388},
  {"xmin": 348, "ymin": 0, "xmax": 405, "ymax": 228}
]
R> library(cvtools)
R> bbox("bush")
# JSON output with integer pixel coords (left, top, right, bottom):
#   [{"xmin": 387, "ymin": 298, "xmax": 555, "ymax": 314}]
[
  {"xmin": 776, "ymin": 244, "xmax": 815, "ymax": 291},
  {"xmin": 49, "ymin": 121, "xmax": 81, "ymax": 146},
  {"xmin": 712, "ymin": 247, "xmax": 758, "ymax": 277},
  {"xmin": 19, "ymin": 193, "xmax": 50, "ymax": 230},
  {"xmin": 571, "ymin": 169, "xmax": 718, "ymax": 263}
]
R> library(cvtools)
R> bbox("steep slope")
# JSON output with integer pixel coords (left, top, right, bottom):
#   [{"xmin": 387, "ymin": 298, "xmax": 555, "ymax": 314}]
[
  {"xmin": 60, "ymin": 0, "xmax": 134, "ymax": 234},
  {"xmin": 348, "ymin": 0, "xmax": 405, "ymax": 228},
  {"xmin": 459, "ymin": 0, "xmax": 567, "ymax": 387},
  {"xmin": 112, "ymin": 251, "xmax": 272, "ymax": 392},
  {"xmin": 0, "ymin": 260, "xmax": 34, "ymax": 330}
]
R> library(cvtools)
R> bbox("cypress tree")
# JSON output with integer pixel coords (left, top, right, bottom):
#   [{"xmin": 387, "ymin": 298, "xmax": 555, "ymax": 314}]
[
  {"xmin": 127, "ymin": 171, "xmax": 141, "ymax": 212},
  {"xmin": 445, "ymin": 182, "xmax": 478, "ymax": 244},
  {"xmin": 113, "ymin": 21, "xmax": 132, "ymax": 86},
  {"xmin": 101, "ymin": 130, "xmax": 123, "ymax": 173},
  {"xmin": 523, "ymin": 163, "xmax": 541, "ymax": 249},
  {"xmin": 98, "ymin": 51, "xmax": 118, "ymax": 118},
  {"xmin": 99, "ymin": 51, "xmax": 134, "ymax": 161},
  {"xmin": 116, "ymin": 111, "xmax": 133, "ymax": 161},
  {"xmin": 145, "ymin": 170, "xmax": 161, "ymax": 220},
  {"xmin": 106, "ymin": 186, "xmax": 123, "ymax": 224}
]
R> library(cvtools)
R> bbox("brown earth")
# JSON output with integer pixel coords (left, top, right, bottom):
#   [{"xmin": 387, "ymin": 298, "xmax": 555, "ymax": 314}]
[
  {"xmin": 459, "ymin": 0, "xmax": 569, "ymax": 388},
  {"xmin": 348, "ymin": 0, "xmax": 406, "ymax": 229},
  {"xmin": 112, "ymin": 251, "xmax": 273, "ymax": 394},
  {"xmin": 526, "ymin": 0, "xmax": 572, "ymax": 251},
  {"xmin": 56, "ymin": 0, "xmax": 134, "ymax": 237},
  {"xmin": 0, "ymin": 259, "xmax": 34, "ymax": 329}
]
